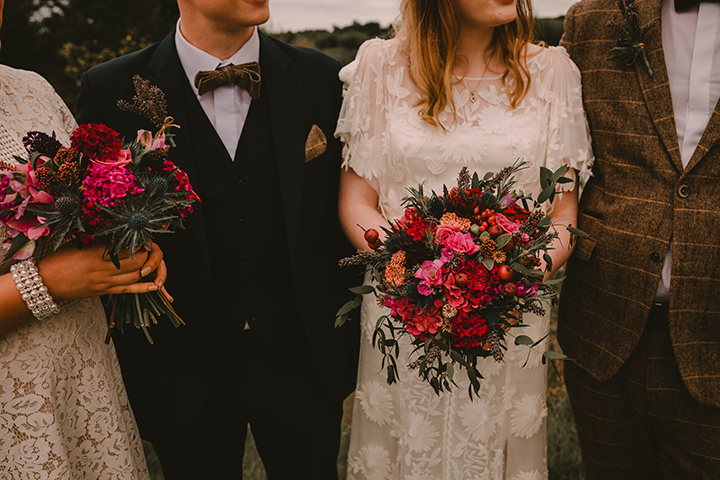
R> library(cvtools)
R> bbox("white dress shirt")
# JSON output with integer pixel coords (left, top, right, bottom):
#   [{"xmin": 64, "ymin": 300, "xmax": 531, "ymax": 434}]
[
  {"xmin": 175, "ymin": 20, "xmax": 260, "ymax": 159},
  {"xmin": 657, "ymin": 0, "xmax": 720, "ymax": 300}
]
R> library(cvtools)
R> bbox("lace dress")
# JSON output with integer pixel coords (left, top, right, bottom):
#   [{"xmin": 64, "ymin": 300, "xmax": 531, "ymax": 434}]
[
  {"xmin": 0, "ymin": 65, "xmax": 150, "ymax": 480},
  {"xmin": 336, "ymin": 39, "xmax": 593, "ymax": 480}
]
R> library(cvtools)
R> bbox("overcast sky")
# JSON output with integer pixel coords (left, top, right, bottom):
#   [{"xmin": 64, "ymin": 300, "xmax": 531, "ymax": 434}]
[{"xmin": 267, "ymin": 0, "xmax": 574, "ymax": 32}]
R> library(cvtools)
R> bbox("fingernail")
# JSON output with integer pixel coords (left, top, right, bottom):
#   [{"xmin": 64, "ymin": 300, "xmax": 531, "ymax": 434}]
[
  {"xmin": 148, "ymin": 285, "xmax": 158, "ymax": 291},
  {"xmin": 157, "ymin": 281, "xmax": 164, "ymax": 289},
  {"xmin": 141, "ymin": 267, "xmax": 152, "ymax": 277}
]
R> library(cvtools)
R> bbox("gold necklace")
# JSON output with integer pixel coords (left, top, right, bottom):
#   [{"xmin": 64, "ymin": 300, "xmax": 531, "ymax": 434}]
[{"xmin": 455, "ymin": 62, "xmax": 491, "ymax": 103}]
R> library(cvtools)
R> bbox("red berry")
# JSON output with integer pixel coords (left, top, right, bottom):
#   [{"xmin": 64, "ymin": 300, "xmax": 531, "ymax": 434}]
[
  {"xmin": 364, "ymin": 228, "xmax": 379, "ymax": 245},
  {"xmin": 454, "ymin": 273, "xmax": 468, "ymax": 289},
  {"xmin": 488, "ymin": 225, "xmax": 503, "ymax": 237},
  {"xmin": 498, "ymin": 265, "xmax": 514, "ymax": 280}
]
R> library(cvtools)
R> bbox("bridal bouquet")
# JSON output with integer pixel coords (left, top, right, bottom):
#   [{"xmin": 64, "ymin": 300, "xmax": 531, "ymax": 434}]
[
  {"xmin": 337, "ymin": 162, "xmax": 582, "ymax": 396},
  {"xmin": 0, "ymin": 76, "xmax": 199, "ymax": 343}
]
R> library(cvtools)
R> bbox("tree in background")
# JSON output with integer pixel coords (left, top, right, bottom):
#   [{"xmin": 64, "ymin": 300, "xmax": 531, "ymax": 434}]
[
  {"xmin": 0, "ymin": 1, "xmax": 563, "ymax": 110},
  {"xmin": 0, "ymin": 0, "xmax": 178, "ymax": 108}
]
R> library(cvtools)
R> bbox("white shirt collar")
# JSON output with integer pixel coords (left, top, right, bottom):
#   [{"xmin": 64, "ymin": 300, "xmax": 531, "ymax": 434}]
[{"xmin": 174, "ymin": 19, "xmax": 261, "ymax": 96}]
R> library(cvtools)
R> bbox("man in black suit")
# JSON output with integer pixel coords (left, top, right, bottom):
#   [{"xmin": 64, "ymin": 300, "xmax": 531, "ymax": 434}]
[{"xmin": 76, "ymin": 1, "xmax": 359, "ymax": 478}]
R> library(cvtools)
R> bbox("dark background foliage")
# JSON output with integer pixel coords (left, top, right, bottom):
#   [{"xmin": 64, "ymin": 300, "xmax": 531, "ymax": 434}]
[{"xmin": 0, "ymin": 0, "xmax": 564, "ymax": 110}]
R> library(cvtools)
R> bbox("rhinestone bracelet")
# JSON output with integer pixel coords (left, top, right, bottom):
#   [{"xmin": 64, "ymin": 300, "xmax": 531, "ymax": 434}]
[{"xmin": 10, "ymin": 258, "xmax": 60, "ymax": 320}]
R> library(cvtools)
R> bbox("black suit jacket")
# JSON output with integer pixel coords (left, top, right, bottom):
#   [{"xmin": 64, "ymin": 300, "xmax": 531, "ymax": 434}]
[{"xmin": 76, "ymin": 31, "xmax": 359, "ymax": 441}]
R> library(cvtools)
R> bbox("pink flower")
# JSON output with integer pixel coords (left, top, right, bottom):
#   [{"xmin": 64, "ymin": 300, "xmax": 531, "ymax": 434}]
[
  {"xmin": 136, "ymin": 129, "xmax": 167, "ymax": 150},
  {"xmin": 414, "ymin": 259, "xmax": 445, "ymax": 296},
  {"xmin": 435, "ymin": 224, "xmax": 460, "ymax": 245},
  {"xmin": 442, "ymin": 232, "xmax": 480, "ymax": 256},
  {"xmin": 495, "ymin": 213, "xmax": 520, "ymax": 234}
]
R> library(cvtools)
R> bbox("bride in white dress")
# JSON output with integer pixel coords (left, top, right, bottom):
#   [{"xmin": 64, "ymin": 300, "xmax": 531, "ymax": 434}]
[
  {"xmin": 336, "ymin": 0, "xmax": 593, "ymax": 479},
  {"xmin": 0, "ymin": 2, "xmax": 166, "ymax": 475}
]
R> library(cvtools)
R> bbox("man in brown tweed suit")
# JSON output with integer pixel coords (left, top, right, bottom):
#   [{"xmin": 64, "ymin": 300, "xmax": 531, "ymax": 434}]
[{"xmin": 559, "ymin": 0, "xmax": 720, "ymax": 478}]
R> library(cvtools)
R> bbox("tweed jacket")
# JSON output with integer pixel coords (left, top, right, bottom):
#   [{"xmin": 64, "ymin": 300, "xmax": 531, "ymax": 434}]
[{"xmin": 558, "ymin": 0, "xmax": 720, "ymax": 408}]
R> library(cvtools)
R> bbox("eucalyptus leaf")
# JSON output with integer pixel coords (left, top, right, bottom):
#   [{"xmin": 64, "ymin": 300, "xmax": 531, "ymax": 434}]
[
  {"xmin": 495, "ymin": 233, "xmax": 511, "ymax": 249},
  {"xmin": 335, "ymin": 299, "xmax": 356, "ymax": 317},
  {"xmin": 349, "ymin": 285, "xmax": 375, "ymax": 295},
  {"xmin": 482, "ymin": 257, "xmax": 495, "ymax": 271},
  {"xmin": 515, "ymin": 335, "xmax": 535, "ymax": 346},
  {"xmin": 536, "ymin": 184, "xmax": 556, "ymax": 204},
  {"xmin": 567, "ymin": 225, "xmax": 589, "ymax": 237},
  {"xmin": 543, "ymin": 351, "xmax": 569, "ymax": 360}
]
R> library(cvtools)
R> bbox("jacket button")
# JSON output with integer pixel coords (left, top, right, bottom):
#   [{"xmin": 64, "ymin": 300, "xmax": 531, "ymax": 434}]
[
  {"xmin": 233, "ymin": 175, "xmax": 243, "ymax": 185},
  {"xmin": 235, "ymin": 213, "xmax": 245, "ymax": 223},
  {"xmin": 650, "ymin": 252, "xmax": 662, "ymax": 262},
  {"xmin": 678, "ymin": 185, "xmax": 690, "ymax": 198}
]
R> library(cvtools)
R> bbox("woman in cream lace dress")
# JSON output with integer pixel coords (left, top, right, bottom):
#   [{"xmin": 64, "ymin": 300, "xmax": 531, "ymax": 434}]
[
  {"xmin": 336, "ymin": 0, "xmax": 593, "ymax": 479},
  {"xmin": 0, "ymin": 11, "xmax": 165, "ymax": 476}
]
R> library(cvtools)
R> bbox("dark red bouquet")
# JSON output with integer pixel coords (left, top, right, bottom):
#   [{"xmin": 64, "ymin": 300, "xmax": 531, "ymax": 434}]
[
  {"xmin": 0, "ymin": 76, "xmax": 199, "ymax": 342},
  {"xmin": 337, "ymin": 162, "xmax": 582, "ymax": 396}
]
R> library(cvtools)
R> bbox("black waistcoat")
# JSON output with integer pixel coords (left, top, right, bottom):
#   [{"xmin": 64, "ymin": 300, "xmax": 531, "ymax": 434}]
[{"xmin": 183, "ymin": 86, "xmax": 301, "ymax": 349}]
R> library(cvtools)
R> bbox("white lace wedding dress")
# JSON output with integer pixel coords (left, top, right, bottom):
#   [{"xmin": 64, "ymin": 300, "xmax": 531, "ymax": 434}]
[
  {"xmin": 336, "ymin": 39, "xmax": 593, "ymax": 480},
  {"xmin": 0, "ymin": 65, "xmax": 150, "ymax": 479}
]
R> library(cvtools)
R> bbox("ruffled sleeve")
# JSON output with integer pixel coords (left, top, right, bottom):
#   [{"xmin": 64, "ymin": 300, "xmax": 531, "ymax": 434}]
[
  {"xmin": 335, "ymin": 38, "xmax": 393, "ymax": 192},
  {"xmin": 541, "ymin": 46, "xmax": 594, "ymax": 191}
]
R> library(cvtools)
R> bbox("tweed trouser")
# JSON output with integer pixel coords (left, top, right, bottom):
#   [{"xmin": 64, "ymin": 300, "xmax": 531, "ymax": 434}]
[{"xmin": 564, "ymin": 306, "xmax": 720, "ymax": 480}]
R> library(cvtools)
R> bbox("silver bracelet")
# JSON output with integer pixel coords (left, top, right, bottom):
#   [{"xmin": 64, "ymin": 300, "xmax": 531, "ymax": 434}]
[{"xmin": 10, "ymin": 258, "xmax": 60, "ymax": 320}]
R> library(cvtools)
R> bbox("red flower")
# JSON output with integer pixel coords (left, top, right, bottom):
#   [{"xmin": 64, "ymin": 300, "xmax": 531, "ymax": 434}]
[{"xmin": 71, "ymin": 123, "xmax": 123, "ymax": 161}]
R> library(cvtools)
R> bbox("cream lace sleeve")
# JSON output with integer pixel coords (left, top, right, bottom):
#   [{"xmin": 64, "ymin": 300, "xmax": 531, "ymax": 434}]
[
  {"xmin": 335, "ymin": 38, "xmax": 394, "ymax": 192},
  {"xmin": 0, "ymin": 66, "xmax": 77, "ymax": 147},
  {"xmin": 541, "ymin": 47, "xmax": 594, "ymax": 191}
]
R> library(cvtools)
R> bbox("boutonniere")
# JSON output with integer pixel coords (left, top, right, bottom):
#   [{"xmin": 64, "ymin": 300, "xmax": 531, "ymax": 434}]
[{"xmin": 607, "ymin": 0, "xmax": 657, "ymax": 77}]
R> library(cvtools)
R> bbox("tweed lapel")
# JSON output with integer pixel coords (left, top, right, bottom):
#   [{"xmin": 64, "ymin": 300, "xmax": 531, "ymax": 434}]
[
  {"xmin": 633, "ymin": 0, "xmax": 684, "ymax": 172},
  {"xmin": 258, "ymin": 32, "xmax": 305, "ymax": 263},
  {"xmin": 147, "ymin": 33, "xmax": 211, "ymax": 268}
]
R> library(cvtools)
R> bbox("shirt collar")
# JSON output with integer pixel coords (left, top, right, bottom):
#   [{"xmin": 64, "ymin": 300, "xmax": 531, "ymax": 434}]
[{"xmin": 175, "ymin": 19, "xmax": 261, "ymax": 96}]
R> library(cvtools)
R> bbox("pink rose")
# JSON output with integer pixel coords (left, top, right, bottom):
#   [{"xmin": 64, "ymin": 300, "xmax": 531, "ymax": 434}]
[
  {"xmin": 414, "ymin": 259, "xmax": 445, "ymax": 296},
  {"xmin": 434, "ymin": 224, "xmax": 460, "ymax": 245},
  {"xmin": 442, "ymin": 232, "xmax": 481, "ymax": 256}
]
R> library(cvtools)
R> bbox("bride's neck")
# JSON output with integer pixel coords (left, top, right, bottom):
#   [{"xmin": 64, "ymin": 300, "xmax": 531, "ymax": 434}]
[{"xmin": 454, "ymin": 27, "xmax": 498, "ymax": 78}]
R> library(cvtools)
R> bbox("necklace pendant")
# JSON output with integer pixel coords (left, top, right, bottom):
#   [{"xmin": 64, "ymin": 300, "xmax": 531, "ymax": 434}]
[{"xmin": 470, "ymin": 92, "xmax": 477, "ymax": 103}]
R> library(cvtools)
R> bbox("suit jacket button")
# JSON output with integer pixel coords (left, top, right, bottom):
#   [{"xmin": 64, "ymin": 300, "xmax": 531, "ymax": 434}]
[
  {"xmin": 650, "ymin": 252, "xmax": 662, "ymax": 262},
  {"xmin": 678, "ymin": 185, "xmax": 690, "ymax": 198},
  {"xmin": 233, "ymin": 175, "xmax": 243, "ymax": 185}
]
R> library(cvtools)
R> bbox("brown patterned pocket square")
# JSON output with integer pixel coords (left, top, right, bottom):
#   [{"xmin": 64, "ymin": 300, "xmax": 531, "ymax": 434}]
[{"xmin": 305, "ymin": 124, "xmax": 327, "ymax": 163}]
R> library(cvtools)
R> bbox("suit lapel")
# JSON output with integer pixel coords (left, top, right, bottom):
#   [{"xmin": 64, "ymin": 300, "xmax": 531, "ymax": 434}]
[
  {"xmin": 634, "ymin": 0, "xmax": 684, "ymax": 172},
  {"xmin": 147, "ymin": 33, "xmax": 211, "ymax": 267},
  {"xmin": 259, "ymin": 32, "xmax": 305, "ymax": 262}
]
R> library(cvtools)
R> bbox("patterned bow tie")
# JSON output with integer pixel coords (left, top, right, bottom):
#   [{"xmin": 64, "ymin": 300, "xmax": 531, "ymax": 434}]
[
  {"xmin": 194, "ymin": 61, "xmax": 261, "ymax": 99},
  {"xmin": 675, "ymin": 0, "xmax": 720, "ymax": 11}
]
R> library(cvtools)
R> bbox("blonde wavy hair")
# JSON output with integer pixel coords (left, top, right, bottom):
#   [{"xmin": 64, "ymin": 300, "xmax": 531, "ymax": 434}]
[{"xmin": 395, "ymin": 0, "xmax": 535, "ymax": 130}]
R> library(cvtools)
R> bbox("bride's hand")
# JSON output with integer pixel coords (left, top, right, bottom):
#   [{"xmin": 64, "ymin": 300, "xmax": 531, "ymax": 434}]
[{"xmin": 37, "ymin": 240, "xmax": 167, "ymax": 303}]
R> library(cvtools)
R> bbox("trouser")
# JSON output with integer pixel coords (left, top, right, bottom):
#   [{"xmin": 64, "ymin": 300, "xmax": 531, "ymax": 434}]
[
  {"xmin": 565, "ymin": 304, "xmax": 720, "ymax": 480},
  {"xmin": 152, "ymin": 329, "xmax": 343, "ymax": 480}
]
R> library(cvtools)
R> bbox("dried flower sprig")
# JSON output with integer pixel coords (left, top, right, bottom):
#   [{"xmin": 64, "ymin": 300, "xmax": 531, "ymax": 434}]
[
  {"xmin": 607, "ymin": 0, "xmax": 656, "ymax": 77},
  {"xmin": 117, "ymin": 75, "xmax": 170, "ymax": 129}
]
